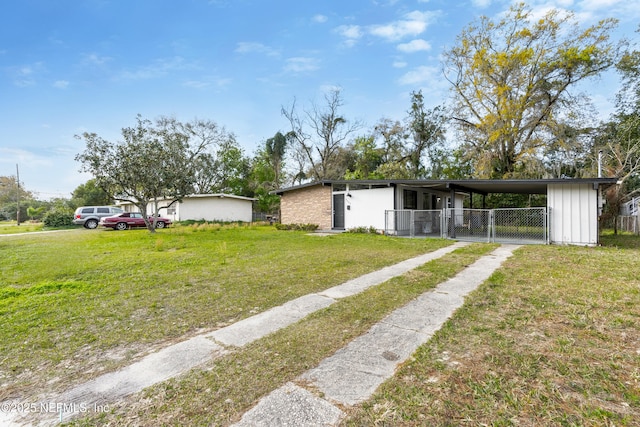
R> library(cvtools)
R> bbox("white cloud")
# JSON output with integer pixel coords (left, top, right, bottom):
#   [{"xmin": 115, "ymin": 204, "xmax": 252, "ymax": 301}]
[
  {"xmin": 398, "ymin": 65, "xmax": 440, "ymax": 85},
  {"xmin": 397, "ymin": 39, "xmax": 432, "ymax": 53},
  {"xmin": 393, "ymin": 60, "xmax": 408, "ymax": 68},
  {"xmin": 82, "ymin": 53, "xmax": 111, "ymax": 66},
  {"xmin": 284, "ymin": 57, "xmax": 320, "ymax": 73},
  {"xmin": 182, "ymin": 76, "xmax": 232, "ymax": 89},
  {"xmin": 0, "ymin": 147, "xmax": 53, "ymax": 168},
  {"xmin": 370, "ymin": 10, "xmax": 436, "ymax": 41},
  {"xmin": 53, "ymin": 80, "xmax": 69, "ymax": 89},
  {"xmin": 313, "ymin": 14, "xmax": 328, "ymax": 23},
  {"xmin": 471, "ymin": 0, "xmax": 493, "ymax": 8},
  {"xmin": 336, "ymin": 10, "xmax": 438, "ymax": 47},
  {"xmin": 119, "ymin": 56, "xmax": 194, "ymax": 80},
  {"xmin": 335, "ymin": 24, "xmax": 363, "ymax": 47},
  {"xmin": 235, "ymin": 42, "xmax": 280, "ymax": 57},
  {"xmin": 10, "ymin": 63, "xmax": 45, "ymax": 87}
]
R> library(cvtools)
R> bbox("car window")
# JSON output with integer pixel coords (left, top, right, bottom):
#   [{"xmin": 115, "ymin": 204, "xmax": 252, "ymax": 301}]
[
  {"xmin": 97, "ymin": 207, "xmax": 109, "ymax": 213},
  {"xmin": 121, "ymin": 213, "xmax": 131, "ymax": 218},
  {"xmin": 81, "ymin": 208, "xmax": 94, "ymax": 214},
  {"xmin": 132, "ymin": 213, "xmax": 142, "ymax": 219}
]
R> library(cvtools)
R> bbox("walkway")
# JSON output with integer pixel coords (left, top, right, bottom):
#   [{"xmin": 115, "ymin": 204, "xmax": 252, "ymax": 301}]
[{"xmin": 233, "ymin": 245, "xmax": 517, "ymax": 426}]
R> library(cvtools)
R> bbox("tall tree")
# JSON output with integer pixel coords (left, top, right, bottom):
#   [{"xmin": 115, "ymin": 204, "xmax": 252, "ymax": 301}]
[
  {"xmin": 70, "ymin": 179, "xmax": 112, "ymax": 207},
  {"xmin": 249, "ymin": 132, "xmax": 289, "ymax": 214},
  {"xmin": 344, "ymin": 136, "xmax": 384, "ymax": 179},
  {"xmin": 155, "ymin": 117, "xmax": 234, "ymax": 194},
  {"xmin": 211, "ymin": 136, "xmax": 251, "ymax": 195},
  {"xmin": 444, "ymin": 2, "xmax": 618, "ymax": 178},
  {"xmin": 75, "ymin": 115, "xmax": 217, "ymax": 232},
  {"xmin": 282, "ymin": 88, "xmax": 362, "ymax": 180},
  {"xmin": 265, "ymin": 131, "xmax": 288, "ymax": 186},
  {"xmin": 593, "ymin": 35, "xmax": 640, "ymax": 231},
  {"xmin": 406, "ymin": 92, "xmax": 448, "ymax": 178}
]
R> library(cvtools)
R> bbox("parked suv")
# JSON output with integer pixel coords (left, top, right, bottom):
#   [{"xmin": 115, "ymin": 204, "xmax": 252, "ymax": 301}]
[{"xmin": 73, "ymin": 206, "xmax": 123, "ymax": 229}]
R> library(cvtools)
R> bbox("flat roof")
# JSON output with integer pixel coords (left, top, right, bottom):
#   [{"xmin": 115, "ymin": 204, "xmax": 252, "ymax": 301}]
[{"xmin": 274, "ymin": 178, "xmax": 619, "ymax": 196}]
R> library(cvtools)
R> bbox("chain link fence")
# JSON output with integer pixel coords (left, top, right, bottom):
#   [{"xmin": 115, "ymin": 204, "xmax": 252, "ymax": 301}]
[
  {"xmin": 384, "ymin": 210, "xmax": 442, "ymax": 237},
  {"xmin": 385, "ymin": 207, "xmax": 548, "ymax": 244}
]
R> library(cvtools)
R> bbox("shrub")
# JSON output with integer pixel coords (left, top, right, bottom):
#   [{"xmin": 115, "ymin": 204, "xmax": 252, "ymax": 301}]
[
  {"xmin": 275, "ymin": 223, "xmax": 319, "ymax": 231},
  {"xmin": 43, "ymin": 210, "xmax": 74, "ymax": 228},
  {"xmin": 346, "ymin": 226, "xmax": 379, "ymax": 234}
]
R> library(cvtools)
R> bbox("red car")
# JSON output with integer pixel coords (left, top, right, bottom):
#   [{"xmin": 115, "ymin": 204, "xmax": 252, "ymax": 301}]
[{"xmin": 99, "ymin": 212, "xmax": 172, "ymax": 230}]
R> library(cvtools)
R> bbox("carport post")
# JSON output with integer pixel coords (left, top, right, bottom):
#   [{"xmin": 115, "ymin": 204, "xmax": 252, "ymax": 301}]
[{"xmin": 449, "ymin": 188, "xmax": 456, "ymax": 238}]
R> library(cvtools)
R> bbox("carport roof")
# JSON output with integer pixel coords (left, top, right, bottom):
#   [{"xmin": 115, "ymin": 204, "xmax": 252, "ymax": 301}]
[{"xmin": 274, "ymin": 178, "xmax": 619, "ymax": 196}]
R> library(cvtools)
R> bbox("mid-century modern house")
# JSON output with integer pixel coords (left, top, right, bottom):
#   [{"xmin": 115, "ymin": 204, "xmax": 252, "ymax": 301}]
[
  {"xmin": 117, "ymin": 194, "xmax": 255, "ymax": 223},
  {"xmin": 274, "ymin": 179, "xmax": 618, "ymax": 246}
]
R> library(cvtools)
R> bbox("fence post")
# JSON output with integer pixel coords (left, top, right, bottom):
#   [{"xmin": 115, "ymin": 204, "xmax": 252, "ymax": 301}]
[
  {"xmin": 409, "ymin": 210, "xmax": 416, "ymax": 237},
  {"xmin": 449, "ymin": 208, "xmax": 456, "ymax": 238}
]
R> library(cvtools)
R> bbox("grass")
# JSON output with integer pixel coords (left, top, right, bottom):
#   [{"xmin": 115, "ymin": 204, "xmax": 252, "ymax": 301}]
[
  {"xmin": 69, "ymin": 242, "xmax": 496, "ymax": 426},
  {"xmin": 0, "ymin": 221, "xmax": 45, "ymax": 234},
  {"xmin": 2, "ymin": 225, "xmax": 639, "ymax": 426},
  {"xmin": 0, "ymin": 224, "xmax": 451, "ymax": 401},
  {"xmin": 343, "ymin": 237, "xmax": 640, "ymax": 426}
]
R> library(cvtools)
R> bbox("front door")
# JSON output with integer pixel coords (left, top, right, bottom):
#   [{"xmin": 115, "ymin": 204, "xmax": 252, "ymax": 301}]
[{"xmin": 333, "ymin": 194, "xmax": 345, "ymax": 229}]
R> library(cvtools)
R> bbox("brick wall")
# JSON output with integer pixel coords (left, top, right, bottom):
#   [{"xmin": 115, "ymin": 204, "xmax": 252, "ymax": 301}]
[{"xmin": 280, "ymin": 184, "xmax": 332, "ymax": 229}]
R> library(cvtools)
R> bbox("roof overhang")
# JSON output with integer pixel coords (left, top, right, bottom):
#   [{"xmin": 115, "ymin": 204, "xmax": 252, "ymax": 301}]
[{"xmin": 273, "ymin": 178, "xmax": 619, "ymax": 196}]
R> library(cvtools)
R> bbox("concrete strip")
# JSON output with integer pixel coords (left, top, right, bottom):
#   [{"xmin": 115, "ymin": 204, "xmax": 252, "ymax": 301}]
[
  {"xmin": 9, "ymin": 336, "xmax": 227, "ymax": 426},
  {"xmin": 234, "ymin": 245, "xmax": 518, "ymax": 425},
  {"xmin": 320, "ymin": 242, "xmax": 468, "ymax": 299},
  {"xmin": 306, "ymin": 244, "xmax": 517, "ymax": 406},
  {"xmin": 233, "ymin": 382, "xmax": 344, "ymax": 427},
  {"xmin": 207, "ymin": 294, "xmax": 335, "ymax": 347}
]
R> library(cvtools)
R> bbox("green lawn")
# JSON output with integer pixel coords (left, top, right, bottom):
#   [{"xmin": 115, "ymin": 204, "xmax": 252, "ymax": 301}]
[
  {"xmin": 1, "ymin": 225, "xmax": 638, "ymax": 426},
  {"xmin": 0, "ymin": 221, "xmax": 45, "ymax": 234},
  {"xmin": 344, "ymin": 234, "xmax": 640, "ymax": 426},
  {"xmin": 0, "ymin": 224, "xmax": 451, "ymax": 402}
]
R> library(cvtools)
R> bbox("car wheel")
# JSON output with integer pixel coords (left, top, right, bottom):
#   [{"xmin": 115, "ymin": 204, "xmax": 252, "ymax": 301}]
[
  {"xmin": 115, "ymin": 222, "xmax": 128, "ymax": 231},
  {"xmin": 85, "ymin": 219, "xmax": 99, "ymax": 229},
  {"xmin": 155, "ymin": 221, "xmax": 165, "ymax": 229}
]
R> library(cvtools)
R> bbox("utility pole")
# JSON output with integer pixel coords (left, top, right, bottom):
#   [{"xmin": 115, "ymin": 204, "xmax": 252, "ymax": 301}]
[{"xmin": 16, "ymin": 163, "xmax": 20, "ymax": 226}]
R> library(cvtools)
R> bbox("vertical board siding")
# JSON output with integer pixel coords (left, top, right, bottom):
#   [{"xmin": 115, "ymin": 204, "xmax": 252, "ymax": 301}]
[{"xmin": 549, "ymin": 183, "xmax": 598, "ymax": 245}]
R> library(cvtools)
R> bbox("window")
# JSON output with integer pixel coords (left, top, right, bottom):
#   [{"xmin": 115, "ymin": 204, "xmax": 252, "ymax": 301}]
[
  {"xmin": 403, "ymin": 189, "xmax": 417, "ymax": 209},
  {"xmin": 97, "ymin": 207, "xmax": 109, "ymax": 214},
  {"xmin": 167, "ymin": 207, "xmax": 176, "ymax": 215},
  {"xmin": 81, "ymin": 208, "xmax": 94, "ymax": 214}
]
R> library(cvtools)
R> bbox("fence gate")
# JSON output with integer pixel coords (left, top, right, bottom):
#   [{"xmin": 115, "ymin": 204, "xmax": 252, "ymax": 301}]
[{"xmin": 492, "ymin": 207, "xmax": 548, "ymax": 244}]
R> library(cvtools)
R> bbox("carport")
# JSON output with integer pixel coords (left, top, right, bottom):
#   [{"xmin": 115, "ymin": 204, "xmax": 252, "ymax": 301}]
[
  {"xmin": 382, "ymin": 178, "xmax": 618, "ymax": 246},
  {"xmin": 275, "ymin": 178, "xmax": 618, "ymax": 246}
]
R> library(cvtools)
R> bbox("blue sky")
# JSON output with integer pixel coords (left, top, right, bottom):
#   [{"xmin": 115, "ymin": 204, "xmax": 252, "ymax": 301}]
[{"xmin": 1, "ymin": 0, "xmax": 638, "ymax": 199}]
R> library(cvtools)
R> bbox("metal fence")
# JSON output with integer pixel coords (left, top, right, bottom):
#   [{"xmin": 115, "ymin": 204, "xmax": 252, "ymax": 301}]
[
  {"xmin": 384, "ymin": 210, "xmax": 443, "ymax": 237},
  {"xmin": 492, "ymin": 207, "xmax": 548, "ymax": 244},
  {"xmin": 616, "ymin": 215, "xmax": 640, "ymax": 235},
  {"xmin": 385, "ymin": 207, "xmax": 548, "ymax": 244}
]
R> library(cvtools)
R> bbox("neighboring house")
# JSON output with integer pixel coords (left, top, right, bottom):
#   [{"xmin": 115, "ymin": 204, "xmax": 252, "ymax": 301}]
[
  {"xmin": 274, "ymin": 179, "xmax": 618, "ymax": 246},
  {"xmin": 117, "ymin": 194, "xmax": 255, "ymax": 223},
  {"xmin": 620, "ymin": 196, "xmax": 639, "ymax": 216}
]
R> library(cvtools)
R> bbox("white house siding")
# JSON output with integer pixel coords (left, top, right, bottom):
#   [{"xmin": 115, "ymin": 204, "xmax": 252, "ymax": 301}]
[
  {"xmin": 175, "ymin": 196, "xmax": 253, "ymax": 222},
  {"xmin": 548, "ymin": 183, "xmax": 598, "ymax": 246},
  {"xmin": 343, "ymin": 187, "xmax": 394, "ymax": 230},
  {"xmin": 119, "ymin": 195, "xmax": 254, "ymax": 223}
]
